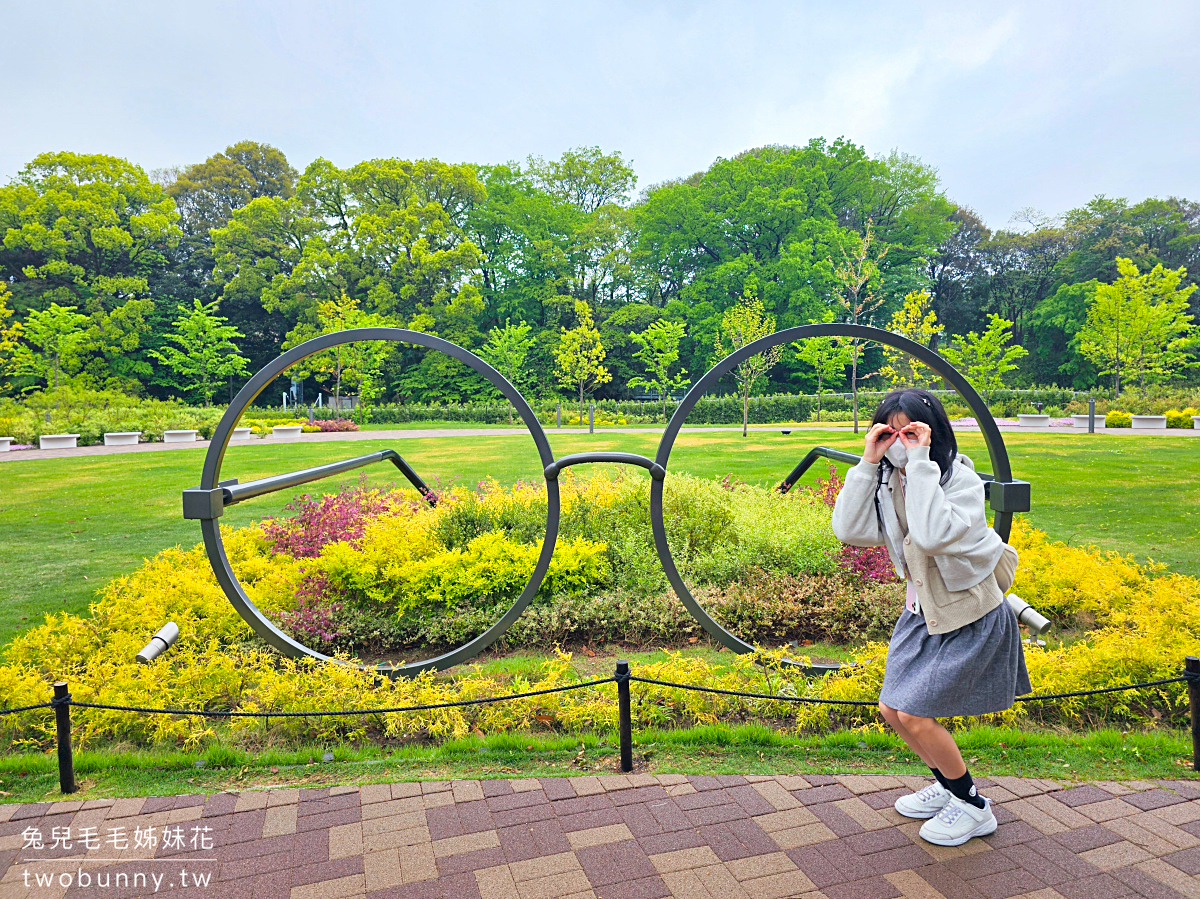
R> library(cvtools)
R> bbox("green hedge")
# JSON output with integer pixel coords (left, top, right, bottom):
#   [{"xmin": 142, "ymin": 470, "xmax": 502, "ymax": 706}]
[{"xmin": 303, "ymin": 388, "xmax": 1081, "ymax": 427}]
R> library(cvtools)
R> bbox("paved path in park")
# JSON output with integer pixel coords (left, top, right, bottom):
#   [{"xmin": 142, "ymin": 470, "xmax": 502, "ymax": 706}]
[
  {"xmin": 4, "ymin": 774, "xmax": 1200, "ymax": 899},
  {"xmin": 4, "ymin": 423, "xmax": 1198, "ymax": 464}
]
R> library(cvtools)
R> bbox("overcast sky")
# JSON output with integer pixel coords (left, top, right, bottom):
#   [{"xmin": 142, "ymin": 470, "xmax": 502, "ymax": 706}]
[{"xmin": 4, "ymin": 1, "xmax": 1197, "ymax": 228}]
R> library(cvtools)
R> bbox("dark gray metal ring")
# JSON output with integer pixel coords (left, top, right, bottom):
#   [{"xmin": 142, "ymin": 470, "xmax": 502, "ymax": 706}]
[
  {"xmin": 649, "ymin": 323, "xmax": 1021, "ymax": 663},
  {"xmin": 545, "ymin": 452, "xmax": 666, "ymax": 482},
  {"xmin": 195, "ymin": 328, "xmax": 560, "ymax": 678}
]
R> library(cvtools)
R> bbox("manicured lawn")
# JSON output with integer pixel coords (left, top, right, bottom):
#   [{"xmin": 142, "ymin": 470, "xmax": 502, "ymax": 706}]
[
  {"xmin": 0, "ymin": 724, "xmax": 1190, "ymax": 804},
  {"xmin": 2, "ymin": 429, "xmax": 1198, "ymax": 646}
]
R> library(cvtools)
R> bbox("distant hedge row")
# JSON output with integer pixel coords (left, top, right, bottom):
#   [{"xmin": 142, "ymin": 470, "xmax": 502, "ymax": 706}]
[{"xmin": 293, "ymin": 388, "xmax": 1082, "ymax": 426}]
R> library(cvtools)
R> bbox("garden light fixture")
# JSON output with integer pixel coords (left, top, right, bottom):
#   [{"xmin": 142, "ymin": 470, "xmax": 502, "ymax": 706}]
[
  {"xmin": 135, "ymin": 622, "xmax": 180, "ymax": 664},
  {"xmin": 1006, "ymin": 594, "xmax": 1051, "ymax": 635}
]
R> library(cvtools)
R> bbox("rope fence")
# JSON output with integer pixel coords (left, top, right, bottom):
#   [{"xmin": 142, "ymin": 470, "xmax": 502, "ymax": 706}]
[{"xmin": 9, "ymin": 658, "xmax": 1200, "ymax": 794}]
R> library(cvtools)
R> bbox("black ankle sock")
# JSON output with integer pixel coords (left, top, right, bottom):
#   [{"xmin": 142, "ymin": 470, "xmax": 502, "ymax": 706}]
[
  {"xmin": 930, "ymin": 767, "xmax": 950, "ymax": 790},
  {"xmin": 944, "ymin": 770, "xmax": 986, "ymax": 808}
]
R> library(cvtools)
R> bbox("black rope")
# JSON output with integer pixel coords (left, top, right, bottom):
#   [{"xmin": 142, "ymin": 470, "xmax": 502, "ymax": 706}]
[
  {"xmin": 59, "ymin": 677, "xmax": 617, "ymax": 719},
  {"xmin": 0, "ymin": 703, "xmax": 53, "ymax": 716},
  {"xmin": 1015, "ymin": 676, "xmax": 1189, "ymax": 702},
  {"xmin": 628, "ymin": 673, "xmax": 1192, "ymax": 708},
  {"xmin": 628, "ymin": 676, "xmax": 878, "ymax": 707},
  {"xmin": 6, "ymin": 671, "xmax": 1191, "ymax": 720}
]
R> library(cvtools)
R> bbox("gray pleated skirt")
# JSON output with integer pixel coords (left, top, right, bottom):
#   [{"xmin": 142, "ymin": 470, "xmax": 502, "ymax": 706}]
[{"xmin": 878, "ymin": 601, "xmax": 1032, "ymax": 718}]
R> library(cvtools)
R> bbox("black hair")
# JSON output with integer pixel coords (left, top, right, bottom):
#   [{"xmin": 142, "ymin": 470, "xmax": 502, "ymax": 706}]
[{"xmin": 871, "ymin": 388, "xmax": 958, "ymax": 484}]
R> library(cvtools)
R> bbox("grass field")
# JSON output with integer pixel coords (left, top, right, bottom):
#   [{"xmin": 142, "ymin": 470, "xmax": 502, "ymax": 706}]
[
  {"xmin": 0, "ymin": 724, "xmax": 1191, "ymax": 804},
  {"xmin": 2, "ymin": 428, "xmax": 1199, "ymax": 646}
]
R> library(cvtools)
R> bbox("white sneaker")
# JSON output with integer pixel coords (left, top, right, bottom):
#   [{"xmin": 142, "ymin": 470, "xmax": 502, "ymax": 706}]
[
  {"xmin": 894, "ymin": 781, "xmax": 951, "ymax": 819},
  {"xmin": 919, "ymin": 795, "xmax": 997, "ymax": 846}
]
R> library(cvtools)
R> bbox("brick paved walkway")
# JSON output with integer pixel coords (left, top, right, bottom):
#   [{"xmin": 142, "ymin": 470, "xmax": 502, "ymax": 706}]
[{"xmin": 3, "ymin": 774, "xmax": 1200, "ymax": 899}]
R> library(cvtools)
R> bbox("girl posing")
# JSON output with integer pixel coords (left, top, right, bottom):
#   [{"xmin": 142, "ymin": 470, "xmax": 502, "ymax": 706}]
[{"xmin": 832, "ymin": 388, "xmax": 1029, "ymax": 846}]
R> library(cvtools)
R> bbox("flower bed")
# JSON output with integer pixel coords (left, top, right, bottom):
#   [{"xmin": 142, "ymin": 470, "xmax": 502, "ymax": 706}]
[{"xmin": 0, "ymin": 470, "xmax": 1195, "ymax": 749}]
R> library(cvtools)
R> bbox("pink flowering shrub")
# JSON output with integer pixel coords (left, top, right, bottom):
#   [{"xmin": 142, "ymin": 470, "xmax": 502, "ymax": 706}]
[
  {"xmin": 838, "ymin": 545, "xmax": 899, "ymax": 582},
  {"xmin": 806, "ymin": 466, "xmax": 898, "ymax": 584},
  {"xmin": 312, "ymin": 418, "xmax": 359, "ymax": 432},
  {"xmin": 279, "ymin": 575, "xmax": 343, "ymax": 644},
  {"xmin": 262, "ymin": 483, "xmax": 400, "ymax": 558}
]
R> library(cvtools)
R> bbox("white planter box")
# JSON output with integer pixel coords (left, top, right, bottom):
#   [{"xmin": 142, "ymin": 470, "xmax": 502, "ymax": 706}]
[
  {"xmin": 163, "ymin": 429, "xmax": 199, "ymax": 443},
  {"xmin": 1018, "ymin": 414, "xmax": 1051, "ymax": 428},
  {"xmin": 231, "ymin": 427, "xmax": 253, "ymax": 440},
  {"xmin": 1193, "ymin": 416, "xmax": 1200, "ymax": 430},
  {"xmin": 1131, "ymin": 415, "xmax": 1167, "ymax": 430},
  {"xmin": 39, "ymin": 434, "xmax": 79, "ymax": 450},
  {"xmin": 272, "ymin": 425, "xmax": 303, "ymax": 438},
  {"xmin": 1071, "ymin": 414, "xmax": 1105, "ymax": 430},
  {"xmin": 103, "ymin": 431, "xmax": 141, "ymax": 446},
  {"xmin": 0, "ymin": 437, "xmax": 13, "ymax": 452}
]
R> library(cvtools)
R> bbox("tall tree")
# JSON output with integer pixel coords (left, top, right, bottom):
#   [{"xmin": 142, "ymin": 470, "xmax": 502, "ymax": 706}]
[
  {"xmin": 479, "ymin": 319, "xmax": 534, "ymax": 423},
  {"xmin": 0, "ymin": 152, "xmax": 180, "ymax": 314},
  {"xmin": 150, "ymin": 300, "xmax": 248, "ymax": 405},
  {"xmin": 162, "ymin": 141, "xmax": 299, "ymax": 366},
  {"xmin": 284, "ymin": 290, "xmax": 387, "ymax": 411},
  {"xmin": 527, "ymin": 146, "xmax": 636, "ymax": 214},
  {"xmin": 633, "ymin": 140, "xmax": 952, "ymax": 390},
  {"xmin": 941, "ymin": 315, "xmax": 1027, "ymax": 402},
  {"xmin": 714, "ymin": 286, "xmax": 782, "ymax": 437},
  {"xmin": 1077, "ymin": 257, "xmax": 1196, "ymax": 394},
  {"xmin": 927, "ymin": 206, "xmax": 990, "ymax": 339},
  {"xmin": 879, "ymin": 290, "xmax": 941, "ymax": 387},
  {"xmin": 832, "ymin": 221, "xmax": 888, "ymax": 433},
  {"xmin": 15, "ymin": 303, "xmax": 89, "ymax": 390},
  {"xmin": 167, "ymin": 141, "xmax": 298, "ymax": 238},
  {"xmin": 793, "ymin": 314, "xmax": 852, "ymax": 422},
  {"xmin": 0, "ymin": 284, "xmax": 24, "ymax": 394},
  {"xmin": 627, "ymin": 319, "xmax": 688, "ymax": 420},
  {"xmin": 555, "ymin": 300, "xmax": 611, "ymax": 423},
  {"xmin": 974, "ymin": 221, "xmax": 1072, "ymax": 345}
]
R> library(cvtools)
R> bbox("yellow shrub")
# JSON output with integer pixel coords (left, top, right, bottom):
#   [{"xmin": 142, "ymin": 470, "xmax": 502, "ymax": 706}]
[
  {"xmin": 1007, "ymin": 517, "xmax": 1147, "ymax": 622},
  {"xmin": 0, "ymin": 502, "xmax": 1196, "ymax": 748}
]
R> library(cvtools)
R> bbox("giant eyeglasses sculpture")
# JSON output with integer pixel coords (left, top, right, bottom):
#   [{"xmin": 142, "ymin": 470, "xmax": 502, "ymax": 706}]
[{"xmin": 184, "ymin": 325, "xmax": 1030, "ymax": 677}]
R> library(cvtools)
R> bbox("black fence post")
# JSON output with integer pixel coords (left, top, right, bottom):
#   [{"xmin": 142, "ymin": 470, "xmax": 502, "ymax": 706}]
[
  {"xmin": 53, "ymin": 682, "xmax": 76, "ymax": 794},
  {"xmin": 589, "ymin": 403, "xmax": 595, "ymax": 434},
  {"xmin": 1187, "ymin": 656, "xmax": 1200, "ymax": 772},
  {"xmin": 1088, "ymin": 397, "xmax": 1096, "ymax": 434},
  {"xmin": 616, "ymin": 661, "xmax": 632, "ymax": 773}
]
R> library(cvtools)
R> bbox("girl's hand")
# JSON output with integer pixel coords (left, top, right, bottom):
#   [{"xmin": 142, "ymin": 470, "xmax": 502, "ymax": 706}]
[
  {"xmin": 863, "ymin": 423, "xmax": 897, "ymax": 463},
  {"xmin": 899, "ymin": 421, "xmax": 931, "ymax": 448}
]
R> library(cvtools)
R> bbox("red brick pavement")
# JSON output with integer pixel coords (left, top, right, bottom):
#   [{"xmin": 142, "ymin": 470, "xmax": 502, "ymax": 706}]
[{"xmin": 3, "ymin": 775, "xmax": 1200, "ymax": 899}]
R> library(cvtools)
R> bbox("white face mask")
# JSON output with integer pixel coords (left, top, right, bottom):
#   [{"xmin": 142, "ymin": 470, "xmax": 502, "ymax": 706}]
[{"xmin": 885, "ymin": 440, "xmax": 910, "ymax": 468}]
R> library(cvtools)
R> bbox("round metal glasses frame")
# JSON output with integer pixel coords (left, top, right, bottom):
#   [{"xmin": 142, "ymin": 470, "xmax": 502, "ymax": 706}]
[{"xmin": 184, "ymin": 324, "xmax": 1030, "ymax": 677}]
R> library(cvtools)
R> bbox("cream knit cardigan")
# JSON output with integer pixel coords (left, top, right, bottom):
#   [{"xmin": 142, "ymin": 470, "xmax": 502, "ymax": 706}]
[{"xmin": 831, "ymin": 445, "xmax": 1008, "ymax": 635}]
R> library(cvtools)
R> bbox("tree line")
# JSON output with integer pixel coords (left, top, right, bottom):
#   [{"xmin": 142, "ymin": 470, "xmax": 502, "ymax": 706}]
[{"xmin": 1, "ymin": 140, "xmax": 1196, "ymax": 409}]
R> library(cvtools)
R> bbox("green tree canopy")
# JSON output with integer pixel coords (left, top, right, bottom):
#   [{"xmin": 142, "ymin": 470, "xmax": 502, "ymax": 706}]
[
  {"xmin": 15, "ymin": 302, "xmax": 89, "ymax": 390},
  {"xmin": 627, "ymin": 319, "xmax": 688, "ymax": 419},
  {"xmin": 555, "ymin": 300, "xmax": 611, "ymax": 423},
  {"xmin": 150, "ymin": 299, "xmax": 248, "ymax": 405},
  {"xmin": 714, "ymin": 286, "xmax": 782, "ymax": 437},
  {"xmin": 1077, "ymin": 257, "xmax": 1196, "ymax": 394},
  {"xmin": 0, "ymin": 152, "xmax": 181, "ymax": 314},
  {"xmin": 941, "ymin": 315, "xmax": 1027, "ymax": 402}
]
